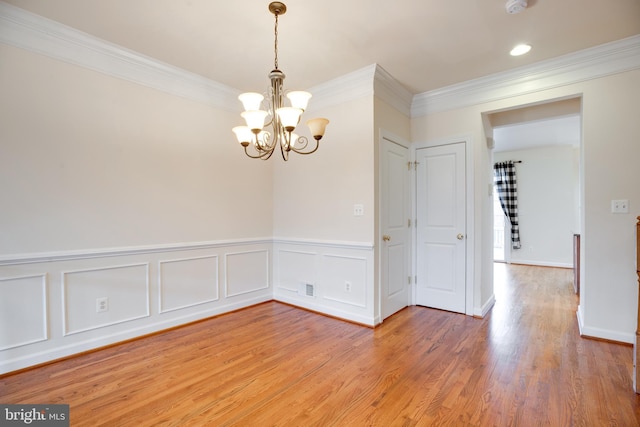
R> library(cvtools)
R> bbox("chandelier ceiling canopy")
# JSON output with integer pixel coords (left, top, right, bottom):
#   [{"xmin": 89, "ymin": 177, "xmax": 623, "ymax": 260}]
[{"xmin": 232, "ymin": 2, "xmax": 329, "ymax": 161}]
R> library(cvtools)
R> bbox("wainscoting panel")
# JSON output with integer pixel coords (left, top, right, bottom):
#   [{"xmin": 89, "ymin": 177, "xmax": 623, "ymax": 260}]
[
  {"xmin": 0, "ymin": 240, "xmax": 272, "ymax": 375},
  {"xmin": 159, "ymin": 255, "xmax": 219, "ymax": 313},
  {"xmin": 63, "ymin": 263, "xmax": 150, "ymax": 335},
  {"xmin": 0, "ymin": 274, "xmax": 47, "ymax": 351},
  {"xmin": 0, "ymin": 239, "xmax": 378, "ymax": 373},
  {"xmin": 321, "ymin": 254, "xmax": 368, "ymax": 308},
  {"xmin": 272, "ymin": 240, "xmax": 375, "ymax": 326},
  {"xmin": 276, "ymin": 249, "xmax": 318, "ymax": 294},
  {"xmin": 225, "ymin": 250, "xmax": 270, "ymax": 297}
]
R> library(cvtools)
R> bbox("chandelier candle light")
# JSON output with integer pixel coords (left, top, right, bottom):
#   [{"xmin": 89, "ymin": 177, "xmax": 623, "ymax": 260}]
[{"xmin": 232, "ymin": 2, "xmax": 329, "ymax": 160}]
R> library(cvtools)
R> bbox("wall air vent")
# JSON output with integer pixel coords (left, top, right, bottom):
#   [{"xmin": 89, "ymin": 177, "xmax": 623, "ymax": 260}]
[{"xmin": 305, "ymin": 283, "xmax": 315, "ymax": 297}]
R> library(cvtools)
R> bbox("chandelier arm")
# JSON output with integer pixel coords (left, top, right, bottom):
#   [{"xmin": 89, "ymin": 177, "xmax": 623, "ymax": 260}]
[
  {"xmin": 289, "ymin": 139, "xmax": 320, "ymax": 155},
  {"xmin": 260, "ymin": 147, "xmax": 276, "ymax": 160},
  {"xmin": 279, "ymin": 140, "xmax": 289, "ymax": 161},
  {"xmin": 242, "ymin": 138, "xmax": 276, "ymax": 159},
  {"xmin": 291, "ymin": 135, "xmax": 309, "ymax": 150},
  {"xmin": 243, "ymin": 145, "xmax": 273, "ymax": 159},
  {"xmin": 254, "ymin": 131, "xmax": 275, "ymax": 152}
]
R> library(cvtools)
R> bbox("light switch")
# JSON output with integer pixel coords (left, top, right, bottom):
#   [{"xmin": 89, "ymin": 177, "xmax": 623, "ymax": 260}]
[{"xmin": 611, "ymin": 199, "xmax": 629, "ymax": 214}]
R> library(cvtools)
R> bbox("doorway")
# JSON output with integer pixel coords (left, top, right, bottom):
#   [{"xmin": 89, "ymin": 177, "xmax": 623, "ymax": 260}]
[
  {"xmin": 493, "ymin": 188, "xmax": 507, "ymax": 262},
  {"xmin": 487, "ymin": 97, "xmax": 582, "ymax": 269}
]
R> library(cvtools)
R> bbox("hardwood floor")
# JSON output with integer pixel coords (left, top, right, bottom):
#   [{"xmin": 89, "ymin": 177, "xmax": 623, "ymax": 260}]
[{"xmin": 2, "ymin": 264, "xmax": 639, "ymax": 426}]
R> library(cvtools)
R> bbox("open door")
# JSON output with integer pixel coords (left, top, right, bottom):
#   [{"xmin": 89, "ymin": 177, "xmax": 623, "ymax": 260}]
[
  {"xmin": 415, "ymin": 142, "xmax": 466, "ymax": 314},
  {"xmin": 380, "ymin": 136, "xmax": 411, "ymax": 320}
]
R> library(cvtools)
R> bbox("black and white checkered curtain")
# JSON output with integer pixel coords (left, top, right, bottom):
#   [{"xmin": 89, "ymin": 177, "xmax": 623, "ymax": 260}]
[{"xmin": 494, "ymin": 161, "xmax": 521, "ymax": 249}]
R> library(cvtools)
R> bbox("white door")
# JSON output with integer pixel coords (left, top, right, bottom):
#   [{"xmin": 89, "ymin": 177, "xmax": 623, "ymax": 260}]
[
  {"xmin": 415, "ymin": 143, "xmax": 466, "ymax": 313},
  {"xmin": 381, "ymin": 137, "xmax": 410, "ymax": 319}
]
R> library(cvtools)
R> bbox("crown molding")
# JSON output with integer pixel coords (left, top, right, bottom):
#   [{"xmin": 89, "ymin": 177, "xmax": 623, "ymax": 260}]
[
  {"xmin": 0, "ymin": 1, "xmax": 239, "ymax": 112},
  {"xmin": 305, "ymin": 64, "xmax": 376, "ymax": 113},
  {"xmin": 373, "ymin": 65, "xmax": 414, "ymax": 116},
  {"xmin": 0, "ymin": 1, "xmax": 386, "ymax": 113},
  {"xmin": 411, "ymin": 35, "xmax": 640, "ymax": 117},
  {"xmin": 3, "ymin": 1, "xmax": 637, "ymax": 118},
  {"xmin": 306, "ymin": 64, "xmax": 413, "ymax": 116}
]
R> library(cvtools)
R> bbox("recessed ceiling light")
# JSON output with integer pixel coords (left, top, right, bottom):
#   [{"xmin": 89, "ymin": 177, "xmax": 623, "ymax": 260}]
[{"xmin": 510, "ymin": 44, "xmax": 532, "ymax": 56}]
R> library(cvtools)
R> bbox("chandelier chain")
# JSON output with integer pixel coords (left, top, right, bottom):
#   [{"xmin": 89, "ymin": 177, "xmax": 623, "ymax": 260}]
[{"xmin": 274, "ymin": 13, "xmax": 279, "ymax": 70}]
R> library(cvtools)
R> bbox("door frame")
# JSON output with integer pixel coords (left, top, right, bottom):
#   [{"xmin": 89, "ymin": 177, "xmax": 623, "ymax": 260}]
[{"xmin": 412, "ymin": 136, "xmax": 475, "ymax": 316}]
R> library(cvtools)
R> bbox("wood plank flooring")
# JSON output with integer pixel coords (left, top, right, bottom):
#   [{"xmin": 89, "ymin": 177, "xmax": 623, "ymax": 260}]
[{"xmin": 2, "ymin": 264, "xmax": 640, "ymax": 426}]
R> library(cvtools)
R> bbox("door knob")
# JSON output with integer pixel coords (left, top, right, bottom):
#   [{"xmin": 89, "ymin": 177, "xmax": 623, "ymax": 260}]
[
  {"xmin": 383, "ymin": 235, "xmax": 391, "ymax": 242},
  {"xmin": 457, "ymin": 233, "xmax": 464, "ymax": 240}
]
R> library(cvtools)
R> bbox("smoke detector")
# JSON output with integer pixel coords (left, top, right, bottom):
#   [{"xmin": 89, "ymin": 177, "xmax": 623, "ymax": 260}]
[{"xmin": 505, "ymin": 0, "xmax": 527, "ymax": 14}]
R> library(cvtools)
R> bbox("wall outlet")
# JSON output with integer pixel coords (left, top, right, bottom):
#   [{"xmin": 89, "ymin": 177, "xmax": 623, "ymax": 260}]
[
  {"xmin": 611, "ymin": 199, "xmax": 629, "ymax": 214},
  {"xmin": 353, "ymin": 204, "xmax": 364, "ymax": 216},
  {"xmin": 96, "ymin": 297, "xmax": 108, "ymax": 313},
  {"xmin": 345, "ymin": 281, "xmax": 352, "ymax": 292}
]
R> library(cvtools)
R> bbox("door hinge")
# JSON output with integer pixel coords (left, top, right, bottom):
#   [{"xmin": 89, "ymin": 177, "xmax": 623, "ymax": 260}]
[
  {"xmin": 408, "ymin": 276, "xmax": 411, "ymax": 284},
  {"xmin": 407, "ymin": 161, "xmax": 412, "ymax": 171}
]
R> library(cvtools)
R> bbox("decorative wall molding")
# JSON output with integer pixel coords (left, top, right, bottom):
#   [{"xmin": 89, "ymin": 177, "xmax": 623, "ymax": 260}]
[
  {"xmin": 321, "ymin": 253, "xmax": 368, "ymax": 308},
  {"xmin": 0, "ymin": 238, "xmax": 273, "ymax": 266},
  {"xmin": 159, "ymin": 255, "xmax": 219, "ymax": 313},
  {"xmin": 275, "ymin": 249, "xmax": 318, "ymax": 294},
  {"xmin": 0, "ymin": 274, "xmax": 48, "ymax": 351},
  {"xmin": 0, "ymin": 1, "xmax": 239, "ymax": 112},
  {"xmin": 0, "ymin": 238, "xmax": 373, "ymax": 267},
  {"xmin": 510, "ymin": 260, "xmax": 573, "ymax": 269},
  {"xmin": 0, "ymin": 241, "xmax": 274, "ymax": 375},
  {"xmin": 306, "ymin": 64, "xmax": 376, "ymax": 112},
  {"xmin": 272, "ymin": 237, "xmax": 374, "ymax": 251},
  {"xmin": 411, "ymin": 35, "xmax": 640, "ymax": 117},
  {"xmin": 224, "ymin": 250, "xmax": 270, "ymax": 297},
  {"xmin": 4, "ymin": 1, "xmax": 636, "ymax": 121},
  {"xmin": 373, "ymin": 65, "xmax": 414, "ymax": 117},
  {"xmin": 0, "ymin": 294, "xmax": 272, "ymax": 375},
  {"xmin": 475, "ymin": 294, "xmax": 496, "ymax": 318},
  {"xmin": 310, "ymin": 63, "xmax": 413, "ymax": 116},
  {"xmin": 273, "ymin": 241, "xmax": 375, "ymax": 326},
  {"xmin": 62, "ymin": 263, "xmax": 150, "ymax": 335},
  {"xmin": 0, "ymin": 2, "xmax": 380, "ymax": 114}
]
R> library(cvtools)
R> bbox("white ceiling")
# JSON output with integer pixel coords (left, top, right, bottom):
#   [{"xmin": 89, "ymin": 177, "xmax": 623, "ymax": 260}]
[{"xmin": 4, "ymin": 0, "xmax": 640, "ymax": 95}]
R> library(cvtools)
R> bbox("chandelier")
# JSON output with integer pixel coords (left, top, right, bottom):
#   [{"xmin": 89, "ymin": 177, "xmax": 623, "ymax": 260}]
[{"xmin": 232, "ymin": 2, "xmax": 329, "ymax": 161}]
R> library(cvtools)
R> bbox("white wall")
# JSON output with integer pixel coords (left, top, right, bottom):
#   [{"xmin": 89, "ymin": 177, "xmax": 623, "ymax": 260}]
[
  {"xmin": 272, "ymin": 96, "xmax": 374, "ymax": 244},
  {"xmin": 0, "ymin": 21, "xmax": 391, "ymax": 372},
  {"xmin": 580, "ymin": 70, "xmax": 640, "ymax": 341},
  {"xmin": 0, "ymin": 45, "xmax": 274, "ymax": 255},
  {"xmin": 0, "ymin": 43, "xmax": 275, "ymax": 373},
  {"xmin": 412, "ymin": 68, "xmax": 640, "ymax": 343},
  {"xmin": 495, "ymin": 146, "xmax": 578, "ymax": 267}
]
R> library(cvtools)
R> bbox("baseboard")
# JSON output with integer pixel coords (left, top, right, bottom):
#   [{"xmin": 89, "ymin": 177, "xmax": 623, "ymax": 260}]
[
  {"xmin": 576, "ymin": 305, "xmax": 633, "ymax": 344},
  {"xmin": 0, "ymin": 296, "xmax": 271, "ymax": 375},
  {"xmin": 274, "ymin": 294, "xmax": 375, "ymax": 327},
  {"xmin": 509, "ymin": 260, "xmax": 573, "ymax": 269},
  {"xmin": 474, "ymin": 294, "xmax": 496, "ymax": 318}
]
